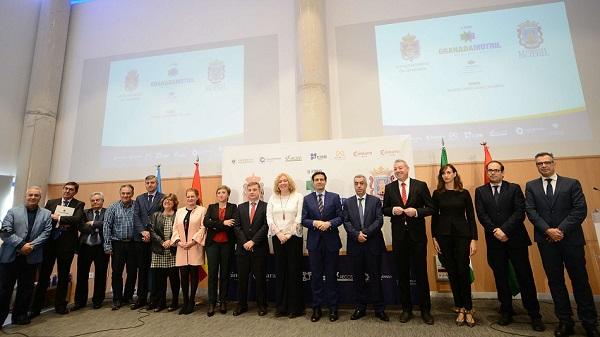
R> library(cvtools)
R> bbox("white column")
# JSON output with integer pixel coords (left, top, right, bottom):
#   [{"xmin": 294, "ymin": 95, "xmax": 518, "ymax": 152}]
[
  {"xmin": 297, "ymin": 0, "xmax": 330, "ymax": 141},
  {"xmin": 14, "ymin": 0, "xmax": 70, "ymax": 202}
]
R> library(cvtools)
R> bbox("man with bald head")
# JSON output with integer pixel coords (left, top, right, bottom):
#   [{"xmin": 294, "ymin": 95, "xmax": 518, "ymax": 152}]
[{"xmin": 0, "ymin": 186, "xmax": 52, "ymax": 327}]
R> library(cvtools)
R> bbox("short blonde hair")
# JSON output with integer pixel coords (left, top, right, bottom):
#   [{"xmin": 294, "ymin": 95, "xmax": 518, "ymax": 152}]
[{"xmin": 273, "ymin": 172, "xmax": 296, "ymax": 195}]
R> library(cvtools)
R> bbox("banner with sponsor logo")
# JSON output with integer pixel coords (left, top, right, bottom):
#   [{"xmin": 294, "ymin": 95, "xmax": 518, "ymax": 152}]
[{"xmin": 221, "ymin": 135, "xmax": 414, "ymax": 253}]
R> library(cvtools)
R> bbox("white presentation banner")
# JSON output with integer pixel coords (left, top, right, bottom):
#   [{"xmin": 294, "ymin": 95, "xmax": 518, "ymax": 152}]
[{"xmin": 221, "ymin": 135, "xmax": 414, "ymax": 253}]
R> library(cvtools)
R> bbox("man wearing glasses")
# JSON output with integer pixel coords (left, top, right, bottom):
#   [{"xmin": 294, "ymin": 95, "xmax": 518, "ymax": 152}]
[
  {"xmin": 525, "ymin": 152, "xmax": 598, "ymax": 337},
  {"xmin": 475, "ymin": 160, "xmax": 544, "ymax": 331}
]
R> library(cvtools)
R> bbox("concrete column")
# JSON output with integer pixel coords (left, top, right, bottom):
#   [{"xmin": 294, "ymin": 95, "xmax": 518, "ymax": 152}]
[
  {"xmin": 297, "ymin": 0, "xmax": 330, "ymax": 141},
  {"xmin": 14, "ymin": 0, "xmax": 70, "ymax": 202}
]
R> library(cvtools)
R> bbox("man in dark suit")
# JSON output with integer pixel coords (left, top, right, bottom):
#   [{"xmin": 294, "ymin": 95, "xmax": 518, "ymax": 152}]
[
  {"xmin": 382, "ymin": 159, "xmax": 435, "ymax": 324},
  {"xmin": 233, "ymin": 181, "xmax": 268, "ymax": 316},
  {"xmin": 30, "ymin": 182, "xmax": 85, "ymax": 317},
  {"xmin": 72, "ymin": 192, "xmax": 109, "ymax": 310},
  {"xmin": 301, "ymin": 171, "xmax": 343, "ymax": 322},
  {"xmin": 131, "ymin": 175, "xmax": 164, "ymax": 309},
  {"xmin": 343, "ymin": 175, "xmax": 388, "ymax": 322},
  {"xmin": 475, "ymin": 160, "xmax": 544, "ymax": 331},
  {"xmin": 525, "ymin": 152, "xmax": 598, "ymax": 337},
  {"xmin": 0, "ymin": 186, "xmax": 52, "ymax": 327}
]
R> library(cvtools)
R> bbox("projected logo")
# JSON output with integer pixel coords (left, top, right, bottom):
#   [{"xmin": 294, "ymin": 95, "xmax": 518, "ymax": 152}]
[
  {"xmin": 207, "ymin": 60, "xmax": 225, "ymax": 84},
  {"xmin": 369, "ymin": 166, "xmax": 394, "ymax": 201},
  {"xmin": 400, "ymin": 34, "xmax": 420, "ymax": 62},
  {"xmin": 124, "ymin": 70, "xmax": 139, "ymax": 92},
  {"xmin": 517, "ymin": 21, "xmax": 544, "ymax": 49},
  {"xmin": 460, "ymin": 31, "xmax": 476, "ymax": 42},
  {"xmin": 167, "ymin": 67, "xmax": 179, "ymax": 77}
]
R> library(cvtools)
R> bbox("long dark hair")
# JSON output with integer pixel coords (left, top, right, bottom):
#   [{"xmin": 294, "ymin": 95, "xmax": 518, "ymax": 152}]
[{"xmin": 436, "ymin": 164, "xmax": 464, "ymax": 192}]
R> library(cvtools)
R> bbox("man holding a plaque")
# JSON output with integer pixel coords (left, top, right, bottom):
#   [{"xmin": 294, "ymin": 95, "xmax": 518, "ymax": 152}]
[{"xmin": 30, "ymin": 182, "xmax": 85, "ymax": 317}]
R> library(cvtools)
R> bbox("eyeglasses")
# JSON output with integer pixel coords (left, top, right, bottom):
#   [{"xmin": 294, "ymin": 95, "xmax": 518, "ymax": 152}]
[
  {"xmin": 535, "ymin": 161, "xmax": 554, "ymax": 166},
  {"xmin": 487, "ymin": 169, "xmax": 502, "ymax": 173}
]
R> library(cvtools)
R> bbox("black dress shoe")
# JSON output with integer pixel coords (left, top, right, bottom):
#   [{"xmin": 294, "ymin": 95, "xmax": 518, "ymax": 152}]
[
  {"xmin": 55, "ymin": 307, "xmax": 70, "ymax": 315},
  {"xmin": 258, "ymin": 307, "xmax": 268, "ymax": 316},
  {"xmin": 399, "ymin": 311, "xmax": 413, "ymax": 323},
  {"xmin": 531, "ymin": 318, "xmax": 546, "ymax": 331},
  {"xmin": 28, "ymin": 310, "xmax": 41, "ymax": 319},
  {"xmin": 71, "ymin": 303, "xmax": 85, "ymax": 311},
  {"xmin": 554, "ymin": 322, "xmax": 575, "ymax": 337},
  {"xmin": 207, "ymin": 303, "xmax": 215, "ymax": 317},
  {"xmin": 421, "ymin": 311, "xmax": 434, "ymax": 325},
  {"xmin": 328, "ymin": 310, "xmax": 338, "ymax": 322},
  {"xmin": 497, "ymin": 312, "xmax": 513, "ymax": 326},
  {"xmin": 130, "ymin": 302, "xmax": 146, "ymax": 310},
  {"xmin": 219, "ymin": 301, "xmax": 227, "ymax": 314},
  {"xmin": 350, "ymin": 308, "xmax": 366, "ymax": 320},
  {"xmin": 92, "ymin": 302, "xmax": 102, "ymax": 309},
  {"xmin": 168, "ymin": 301, "xmax": 179, "ymax": 312},
  {"xmin": 311, "ymin": 308, "xmax": 322, "ymax": 322},
  {"xmin": 146, "ymin": 303, "xmax": 157, "ymax": 311},
  {"xmin": 585, "ymin": 327, "xmax": 600, "ymax": 337},
  {"xmin": 275, "ymin": 311, "xmax": 287, "ymax": 317},
  {"xmin": 11, "ymin": 316, "xmax": 31, "ymax": 325},
  {"xmin": 375, "ymin": 311, "xmax": 390, "ymax": 322},
  {"xmin": 111, "ymin": 302, "xmax": 121, "ymax": 311},
  {"xmin": 232, "ymin": 305, "xmax": 247, "ymax": 316}
]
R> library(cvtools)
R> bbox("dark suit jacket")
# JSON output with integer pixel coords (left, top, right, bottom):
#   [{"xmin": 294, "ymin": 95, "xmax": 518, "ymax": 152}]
[
  {"xmin": 203, "ymin": 202, "xmax": 237, "ymax": 247},
  {"xmin": 133, "ymin": 192, "xmax": 164, "ymax": 242},
  {"xmin": 525, "ymin": 175, "xmax": 587, "ymax": 245},
  {"xmin": 45, "ymin": 198, "xmax": 86, "ymax": 253},
  {"xmin": 342, "ymin": 194, "xmax": 385, "ymax": 256},
  {"xmin": 149, "ymin": 211, "xmax": 177, "ymax": 255},
  {"xmin": 382, "ymin": 179, "xmax": 435, "ymax": 243},
  {"xmin": 234, "ymin": 200, "xmax": 268, "ymax": 256},
  {"xmin": 431, "ymin": 189, "xmax": 477, "ymax": 239},
  {"xmin": 301, "ymin": 191, "xmax": 343, "ymax": 252},
  {"xmin": 475, "ymin": 181, "xmax": 531, "ymax": 249},
  {"xmin": 79, "ymin": 208, "xmax": 106, "ymax": 246}
]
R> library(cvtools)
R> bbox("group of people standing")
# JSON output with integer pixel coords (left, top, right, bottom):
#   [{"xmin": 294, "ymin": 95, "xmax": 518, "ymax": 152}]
[{"xmin": 0, "ymin": 152, "xmax": 598, "ymax": 337}]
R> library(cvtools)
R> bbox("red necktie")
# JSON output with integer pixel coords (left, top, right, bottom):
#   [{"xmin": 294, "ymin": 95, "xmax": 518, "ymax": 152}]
[
  {"xmin": 250, "ymin": 202, "xmax": 256, "ymax": 223},
  {"xmin": 401, "ymin": 182, "xmax": 407, "ymax": 205}
]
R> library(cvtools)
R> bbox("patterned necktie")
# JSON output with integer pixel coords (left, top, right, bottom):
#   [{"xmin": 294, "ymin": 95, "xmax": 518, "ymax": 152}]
[
  {"xmin": 545, "ymin": 178, "xmax": 554, "ymax": 199},
  {"xmin": 358, "ymin": 197, "xmax": 364, "ymax": 228},
  {"xmin": 250, "ymin": 202, "xmax": 257, "ymax": 223},
  {"xmin": 401, "ymin": 183, "xmax": 407, "ymax": 205},
  {"xmin": 63, "ymin": 199, "xmax": 69, "ymax": 207},
  {"xmin": 148, "ymin": 194, "xmax": 154, "ymax": 205},
  {"xmin": 317, "ymin": 194, "xmax": 324, "ymax": 214}
]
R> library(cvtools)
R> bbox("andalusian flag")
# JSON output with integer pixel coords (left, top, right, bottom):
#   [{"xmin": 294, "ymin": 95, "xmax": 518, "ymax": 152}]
[{"xmin": 440, "ymin": 139, "xmax": 448, "ymax": 167}]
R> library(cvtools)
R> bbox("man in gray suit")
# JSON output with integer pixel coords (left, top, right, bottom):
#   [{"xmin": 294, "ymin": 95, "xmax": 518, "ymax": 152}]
[
  {"xmin": 0, "ymin": 186, "xmax": 52, "ymax": 327},
  {"xmin": 343, "ymin": 175, "xmax": 388, "ymax": 322},
  {"xmin": 525, "ymin": 152, "xmax": 599, "ymax": 337}
]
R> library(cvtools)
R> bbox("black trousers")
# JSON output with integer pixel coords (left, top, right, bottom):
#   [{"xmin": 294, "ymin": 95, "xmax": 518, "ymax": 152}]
[
  {"xmin": 538, "ymin": 242, "xmax": 598, "ymax": 328},
  {"xmin": 437, "ymin": 235, "xmax": 472, "ymax": 310},
  {"xmin": 351, "ymin": 248, "xmax": 384, "ymax": 313},
  {"xmin": 133, "ymin": 241, "xmax": 151, "ymax": 304},
  {"xmin": 273, "ymin": 235, "xmax": 304, "ymax": 314},
  {"xmin": 31, "ymin": 239, "xmax": 74, "ymax": 312},
  {"xmin": 487, "ymin": 245, "xmax": 540, "ymax": 318},
  {"xmin": 206, "ymin": 242, "xmax": 233, "ymax": 305},
  {"xmin": 179, "ymin": 265, "xmax": 199, "ymax": 306},
  {"xmin": 392, "ymin": 236, "xmax": 431, "ymax": 311},
  {"xmin": 308, "ymin": 242, "xmax": 339, "ymax": 310},
  {"xmin": 151, "ymin": 267, "xmax": 180, "ymax": 308},
  {"xmin": 110, "ymin": 240, "xmax": 136, "ymax": 304},
  {"xmin": 236, "ymin": 252, "xmax": 266, "ymax": 308},
  {"xmin": 75, "ymin": 244, "xmax": 109, "ymax": 306},
  {"xmin": 0, "ymin": 256, "xmax": 37, "ymax": 324}
]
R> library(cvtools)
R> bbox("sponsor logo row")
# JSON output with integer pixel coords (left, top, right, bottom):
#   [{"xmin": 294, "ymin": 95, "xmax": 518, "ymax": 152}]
[{"xmin": 230, "ymin": 149, "xmax": 403, "ymax": 165}]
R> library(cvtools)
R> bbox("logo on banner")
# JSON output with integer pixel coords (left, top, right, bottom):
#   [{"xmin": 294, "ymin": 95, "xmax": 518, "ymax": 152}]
[
  {"xmin": 334, "ymin": 150, "xmax": 345, "ymax": 160},
  {"xmin": 400, "ymin": 34, "xmax": 420, "ymax": 62},
  {"xmin": 369, "ymin": 166, "xmax": 394, "ymax": 201},
  {"xmin": 259, "ymin": 156, "xmax": 282, "ymax": 163},
  {"xmin": 208, "ymin": 60, "xmax": 225, "ymax": 84},
  {"xmin": 379, "ymin": 149, "xmax": 401, "ymax": 156},
  {"xmin": 517, "ymin": 20, "xmax": 543, "ymax": 49},
  {"xmin": 124, "ymin": 70, "xmax": 139, "ymax": 92},
  {"xmin": 353, "ymin": 151, "xmax": 372, "ymax": 158},
  {"xmin": 310, "ymin": 153, "xmax": 327, "ymax": 160},
  {"xmin": 285, "ymin": 155, "xmax": 302, "ymax": 162},
  {"xmin": 242, "ymin": 174, "xmax": 264, "ymax": 201}
]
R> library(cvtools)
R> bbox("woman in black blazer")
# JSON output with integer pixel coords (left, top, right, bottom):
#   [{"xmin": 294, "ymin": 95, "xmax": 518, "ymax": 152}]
[
  {"xmin": 203, "ymin": 185, "xmax": 238, "ymax": 316},
  {"xmin": 432, "ymin": 164, "xmax": 478, "ymax": 327}
]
